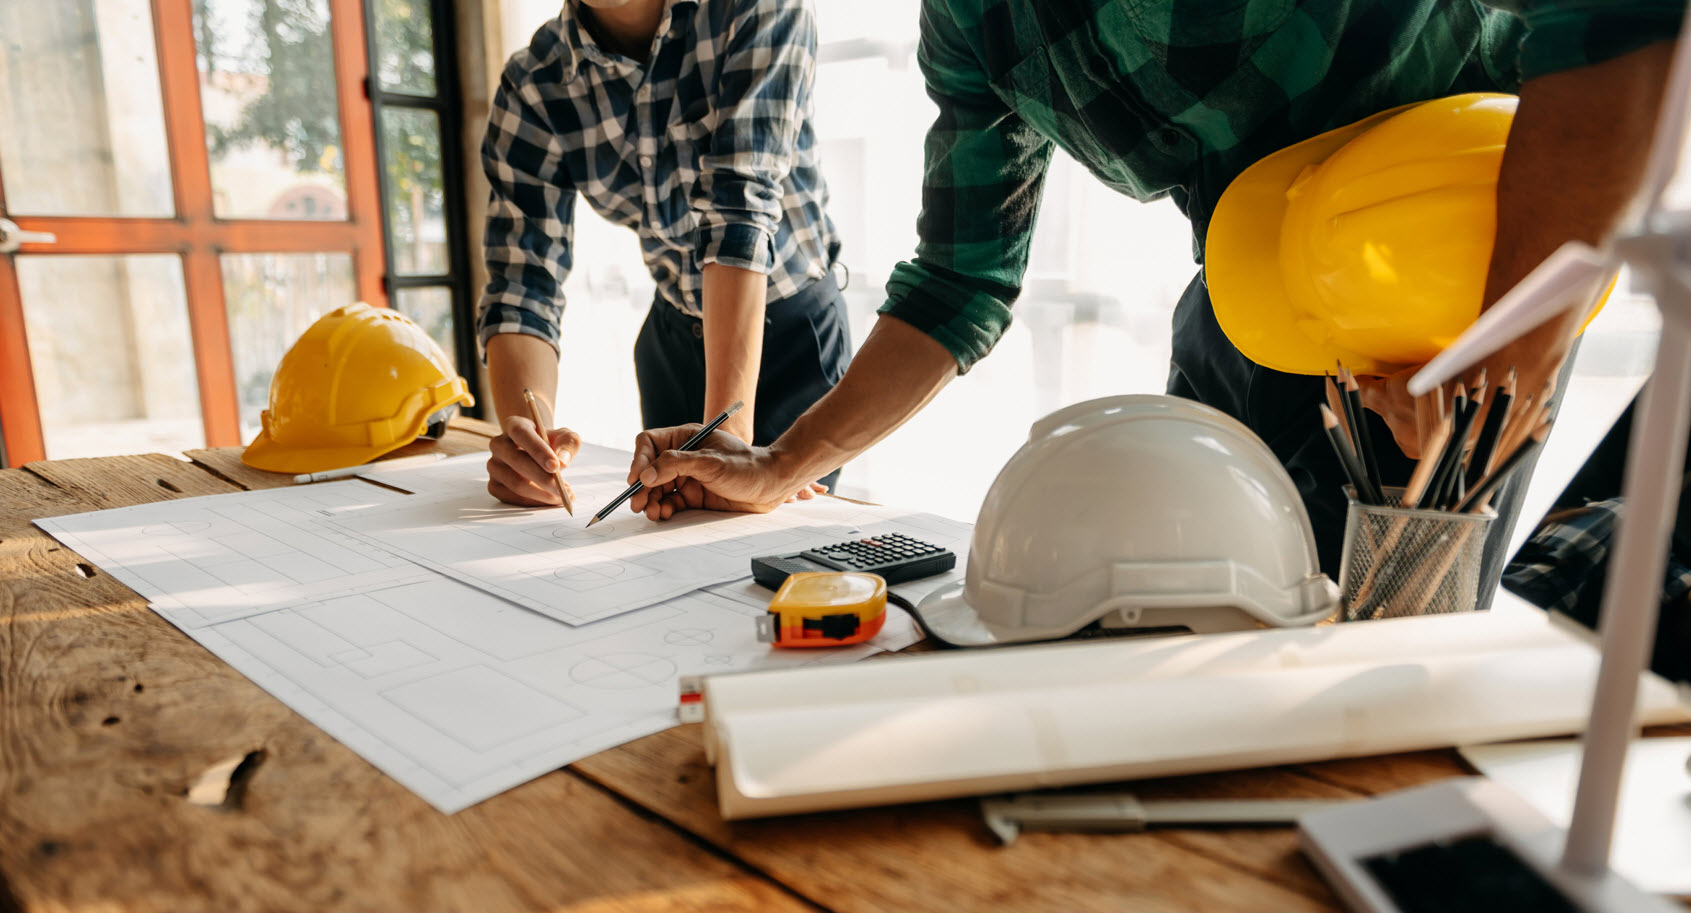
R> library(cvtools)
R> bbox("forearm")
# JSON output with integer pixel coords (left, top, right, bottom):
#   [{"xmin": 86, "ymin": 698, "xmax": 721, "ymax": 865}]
[
  {"xmin": 765, "ymin": 314, "xmax": 957, "ymax": 485},
  {"xmin": 486, "ymin": 332, "xmax": 562, "ymax": 425},
  {"xmin": 701, "ymin": 263, "xmax": 767, "ymax": 442},
  {"xmin": 1482, "ymin": 40, "xmax": 1675, "ymax": 391}
]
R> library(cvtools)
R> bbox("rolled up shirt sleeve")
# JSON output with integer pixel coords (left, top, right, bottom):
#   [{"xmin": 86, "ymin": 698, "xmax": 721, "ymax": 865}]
[
  {"xmin": 691, "ymin": 0, "xmax": 814, "ymax": 274},
  {"xmin": 1482, "ymin": 0, "xmax": 1685, "ymax": 82},
  {"xmin": 879, "ymin": 0, "xmax": 1054, "ymax": 374},
  {"xmin": 478, "ymin": 60, "xmax": 578, "ymax": 357}
]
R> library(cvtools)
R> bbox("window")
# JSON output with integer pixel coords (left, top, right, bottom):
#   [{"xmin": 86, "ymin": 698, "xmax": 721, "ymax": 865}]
[
  {"xmin": 0, "ymin": 0, "xmax": 387, "ymax": 464},
  {"xmin": 365, "ymin": 0, "xmax": 478, "ymax": 376}
]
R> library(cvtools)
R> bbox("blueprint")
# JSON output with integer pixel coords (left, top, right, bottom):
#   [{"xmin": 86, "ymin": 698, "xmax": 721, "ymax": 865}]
[
  {"xmin": 189, "ymin": 574, "xmax": 920, "ymax": 813},
  {"xmin": 35, "ymin": 478, "xmax": 928, "ymax": 813},
  {"xmin": 35, "ymin": 482, "xmax": 429, "ymax": 629},
  {"xmin": 333, "ymin": 448, "xmax": 945, "ymax": 625}
]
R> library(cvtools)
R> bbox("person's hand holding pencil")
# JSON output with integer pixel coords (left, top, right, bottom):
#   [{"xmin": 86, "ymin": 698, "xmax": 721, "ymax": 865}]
[
  {"xmin": 624, "ymin": 418, "xmax": 830, "ymax": 521},
  {"xmin": 485, "ymin": 389, "xmax": 581, "ymax": 510}
]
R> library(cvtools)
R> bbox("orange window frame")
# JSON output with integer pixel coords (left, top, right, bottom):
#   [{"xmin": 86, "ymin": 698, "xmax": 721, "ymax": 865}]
[{"xmin": 0, "ymin": 0, "xmax": 387, "ymax": 467}]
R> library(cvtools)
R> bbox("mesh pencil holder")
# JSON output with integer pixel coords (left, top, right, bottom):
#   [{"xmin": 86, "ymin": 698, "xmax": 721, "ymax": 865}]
[{"xmin": 1337, "ymin": 486, "xmax": 1496, "ymax": 622}]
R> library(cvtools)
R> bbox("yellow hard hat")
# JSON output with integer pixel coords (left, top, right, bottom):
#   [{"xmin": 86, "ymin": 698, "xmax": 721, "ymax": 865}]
[
  {"xmin": 241, "ymin": 303, "xmax": 474, "ymax": 473},
  {"xmin": 1207, "ymin": 93, "xmax": 1609, "ymax": 377}
]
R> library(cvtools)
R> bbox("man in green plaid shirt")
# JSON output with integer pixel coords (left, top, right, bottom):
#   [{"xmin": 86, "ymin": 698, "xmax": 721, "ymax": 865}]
[{"xmin": 628, "ymin": 0, "xmax": 1683, "ymax": 574}]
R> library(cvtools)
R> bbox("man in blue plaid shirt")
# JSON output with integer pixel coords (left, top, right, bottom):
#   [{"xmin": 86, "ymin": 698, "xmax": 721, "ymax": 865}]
[{"xmin": 477, "ymin": 0, "xmax": 847, "ymax": 508}]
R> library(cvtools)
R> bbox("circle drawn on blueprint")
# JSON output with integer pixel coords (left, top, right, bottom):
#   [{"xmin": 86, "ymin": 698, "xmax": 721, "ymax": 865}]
[
  {"xmin": 143, "ymin": 521, "xmax": 212, "ymax": 536},
  {"xmin": 664, "ymin": 628, "xmax": 714, "ymax": 646},
  {"xmin": 569, "ymin": 653, "xmax": 677, "ymax": 689}
]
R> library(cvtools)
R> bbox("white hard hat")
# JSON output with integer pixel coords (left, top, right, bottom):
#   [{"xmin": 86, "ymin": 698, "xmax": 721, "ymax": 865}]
[{"xmin": 917, "ymin": 395, "xmax": 1339, "ymax": 646}]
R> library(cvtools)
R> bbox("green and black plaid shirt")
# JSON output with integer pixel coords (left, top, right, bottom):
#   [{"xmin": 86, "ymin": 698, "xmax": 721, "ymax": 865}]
[{"xmin": 883, "ymin": 0, "xmax": 1685, "ymax": 371}]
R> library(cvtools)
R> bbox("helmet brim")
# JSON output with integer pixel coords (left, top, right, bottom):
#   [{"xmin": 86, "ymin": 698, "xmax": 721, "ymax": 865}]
[
  {"xmin": 913, "ymin": 583, "xmax": 1025, "ymax": 649},
  {"xmin": 240, "ymin": 429, "xmax": 409, "ymax": 475},
  {"xmin": 1206, "ymin": 104, "xmax": 1412, "ymax": 377}
]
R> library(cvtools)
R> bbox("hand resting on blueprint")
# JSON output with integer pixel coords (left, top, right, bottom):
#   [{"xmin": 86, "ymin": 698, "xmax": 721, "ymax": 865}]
[
  {"xmin": 487, "ymin": 415, "xmax": 582, "ymax": 507},
  {"xmin": 627, "ymin": 425, "xmax": 825, "ymax": 520}
]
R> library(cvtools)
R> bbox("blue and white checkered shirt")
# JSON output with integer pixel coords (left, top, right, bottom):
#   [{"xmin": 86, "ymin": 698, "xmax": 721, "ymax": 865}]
[{"xmin": 478, "ymin": 0, "xmax": 840, "ymax": 352}]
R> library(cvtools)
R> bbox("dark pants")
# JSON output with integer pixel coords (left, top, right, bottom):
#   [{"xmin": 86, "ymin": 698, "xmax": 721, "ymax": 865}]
[{"xmin": 633, "ymin": 276, "xmax": 851, "ymax": 490}]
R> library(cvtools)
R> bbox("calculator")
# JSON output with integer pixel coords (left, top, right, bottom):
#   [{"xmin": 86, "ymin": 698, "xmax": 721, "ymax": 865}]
[{"xmin": 751, "ymin": 533, "xmax": 957, "ymax": 590}]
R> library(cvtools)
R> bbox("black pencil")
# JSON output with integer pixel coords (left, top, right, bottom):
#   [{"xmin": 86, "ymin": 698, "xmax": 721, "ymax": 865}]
[
  {"xmin": 1457, "ymin": 424, "xmax": 1549, "ymax": 513},
  {"xmin": 1441, "ymin": 393, "xmax": 1481, "ymax": 509},
  {"xmin": 586, "ymin": 400, "xmax": 744, "ymax": 527},
  {"xmin": 1426, "ymin": 383, "xmax": 1469, "ymax": 509},
  {"xmin": 1339, "ymin": 364, "xmax": 1384, "ymax": 504},
  {"xmin": 1320, "ymin": 404, "xmax": 1372, "ymax": 504},
  {"xmin": 1466, "ymin": 371, "xmax": 1514, "ymax": 489}
]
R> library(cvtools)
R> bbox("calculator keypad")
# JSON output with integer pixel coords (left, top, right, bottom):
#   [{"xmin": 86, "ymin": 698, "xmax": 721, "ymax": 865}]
[{"xmin": 803, "ymin": 534, "xmax": 949, "ymax": 574}]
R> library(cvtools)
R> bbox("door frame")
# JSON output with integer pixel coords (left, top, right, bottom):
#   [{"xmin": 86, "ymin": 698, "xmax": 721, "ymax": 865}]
[{"xmin": 0, "ymin": 0, "xmax": 387, "ymax": 467}]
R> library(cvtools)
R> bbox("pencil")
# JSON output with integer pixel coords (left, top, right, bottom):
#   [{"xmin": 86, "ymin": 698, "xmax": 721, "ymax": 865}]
[
  {"xmin": 1456, "ymin": 423, "xmax": 1550, "ymax": 513},
  {"xmin": 292, "ymin": 452, "xmax": 447, "ymax": 484},
  {"xmin": 586, "ymin": 400, "xmax": 744, "ymax": 528},
  {"xmin": 1339, "ymin": 364, "xmax": 1384, "ymax": 504},
  {"xmin": 523, "ymin": 388, "xmax": 574, "ymax": 515},
  {"xmin": 1449, "ymin": 384, "xmax": 1486, "ymax": 506},
  {"xmin": 1326, "ymin": 374, "xmax": 1352, "ymax": 449},
  {"xmin": 1321, "ymin": 404, "xmax": 1372, "ymax": 504},
  {"xmin": 1403, "ymin": 417, "xmax": 1453, "ymax": 508},
  {"xmin": 1466, "ymin": 370, "xmax": 1514, "ymax": 488},
  {"xmin": 1496, "ymin": 391, "xmax": 1536, "ymax": 462},
  {"xmin": 1427, "ymin": 383, "xmax": 1470, "ymax": 509}
]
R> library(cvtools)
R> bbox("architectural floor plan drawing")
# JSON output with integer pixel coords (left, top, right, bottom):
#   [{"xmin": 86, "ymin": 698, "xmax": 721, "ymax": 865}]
[
  {"xmin": 333, "ymin": 453, "xmax": 945, "ymax": 626},
  {"xmin": 189, "ymin": 572, "xmax": 921, "ymax": 813},
  {"xmin": 33, "ymin": 470, "xmax": 930, "ymax": 812},
  {"xmin": 35, "ymin": 482, "xmax": 431, "ymax": 629}
]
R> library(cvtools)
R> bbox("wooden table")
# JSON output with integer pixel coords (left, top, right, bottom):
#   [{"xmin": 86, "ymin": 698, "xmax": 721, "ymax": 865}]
[{"xmin": 0, "ymin": 420, "xmax": 1675, "ymax": 912}]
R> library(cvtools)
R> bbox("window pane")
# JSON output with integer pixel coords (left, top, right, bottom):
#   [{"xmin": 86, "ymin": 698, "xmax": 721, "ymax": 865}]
[
  {"xmin": 0, "ymin": 0, "xmax": 174, "ymax": 217},
  {"xmin": 17, "ymin": 255, "xmax": 202, "ymax": 458},
  {"xmin": 222, "ymin": 252, "xmax": 356, "ymax": 441},
  {"xmin": 194, "ymin": 0, "xmax": 348, "ymax": 220},
  {"xmin": 374, "ymin": 0, "xmax": 436, "ymax": 95},
  {"xmin": 381, "ymin": 107, "xmax": 449, "ymax": 275},
  {"xmin": 394, "ymin": 287, "xmax": 456, "ymax": 371}
]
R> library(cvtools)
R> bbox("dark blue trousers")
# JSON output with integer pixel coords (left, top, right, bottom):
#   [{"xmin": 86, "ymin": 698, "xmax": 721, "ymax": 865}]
[{"xmin": 633, "ymin": 276, "xmax": 850, "ymax": 490}]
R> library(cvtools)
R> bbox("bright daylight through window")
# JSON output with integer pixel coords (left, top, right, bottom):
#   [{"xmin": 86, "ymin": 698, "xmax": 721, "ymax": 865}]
[{"xmin": 497, "ymin": 0, "xmax": 1661, "ymax": 522}]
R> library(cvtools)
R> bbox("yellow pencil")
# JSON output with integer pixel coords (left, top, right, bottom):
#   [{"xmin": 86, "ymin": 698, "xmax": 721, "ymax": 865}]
[{"xmin": 522, "ymin": 388, "xmax": 574, "ymax": 515}]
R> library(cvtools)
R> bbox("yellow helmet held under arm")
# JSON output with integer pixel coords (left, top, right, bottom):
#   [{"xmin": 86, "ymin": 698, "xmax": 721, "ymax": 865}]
[
  {"xmin": 1206, "ymin": 93, "xmax": 1609, "ymax": 377},
  {"xmin": 241, "ymin": 303, "xmax": 474, "ymax": 473}
]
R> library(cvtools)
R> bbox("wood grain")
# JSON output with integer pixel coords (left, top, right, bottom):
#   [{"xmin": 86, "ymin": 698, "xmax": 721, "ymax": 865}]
[
  {"xmin": 571, "ymin": 727, "xmax": 1345, "ymax": 913},
  {"xmin": 1, "ymin": 460, "xmax": 811, "ymax": 913},
  {"xmin": 184, "ymin": 419, "xmax": 498, "ymax": 493},
  {"xmin": 19, "ymin": 438, "xmax": 1664, "ymax": 913}
]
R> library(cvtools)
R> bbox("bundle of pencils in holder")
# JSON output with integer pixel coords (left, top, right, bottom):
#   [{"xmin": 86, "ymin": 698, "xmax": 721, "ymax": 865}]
[{"xmin": 1322, "ymin": 364, "xmax": 1552, "ymax": 621}]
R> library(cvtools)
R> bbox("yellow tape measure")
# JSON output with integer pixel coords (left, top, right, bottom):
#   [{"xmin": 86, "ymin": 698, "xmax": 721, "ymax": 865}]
[{"xmin": 756, "ymin": 571, "xmax": 887, "ymax": 648}]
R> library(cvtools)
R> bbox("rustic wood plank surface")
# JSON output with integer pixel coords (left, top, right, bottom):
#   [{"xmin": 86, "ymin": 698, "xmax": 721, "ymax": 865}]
[
  {"xmin": 9, "ymin": 436, "xmax": 1684, "ymax": 912},
  {"xmin": 571, "ymin": 726, "xmax": 1357, "ymax": 913},
  {"xmin": 0, "ymin": 458, "xmax": 814, "ymax": 913}
]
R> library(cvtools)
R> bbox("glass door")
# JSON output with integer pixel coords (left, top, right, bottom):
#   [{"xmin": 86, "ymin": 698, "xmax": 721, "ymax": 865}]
[{"xmin": 0, "ymin": 0, "xmax": 386, "ymax": 465}]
